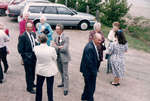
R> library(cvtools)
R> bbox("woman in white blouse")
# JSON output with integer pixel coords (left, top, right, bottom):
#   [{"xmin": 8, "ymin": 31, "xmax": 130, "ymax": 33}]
[
  {"xmin": 34, "ymin": 34, "xmax": 58, "ymax": 101},
  {"xmin": 106, "ymin": 22, "xmax": 121, "ymax": 74}
]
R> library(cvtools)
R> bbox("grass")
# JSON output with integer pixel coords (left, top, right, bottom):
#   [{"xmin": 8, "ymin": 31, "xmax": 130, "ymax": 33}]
[{"xmin": 101, "ymin": 25, "xmax": 150, "ymax": 53}]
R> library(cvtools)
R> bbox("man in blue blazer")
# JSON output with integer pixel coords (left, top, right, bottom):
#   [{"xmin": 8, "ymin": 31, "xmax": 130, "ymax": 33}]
[{"xmin": 80, "ymin": 33, "xmax": 103, "ymax": 101}]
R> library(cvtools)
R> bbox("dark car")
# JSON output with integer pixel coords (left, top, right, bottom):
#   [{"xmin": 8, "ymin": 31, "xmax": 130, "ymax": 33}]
[{"xmin": 0, "ymin": 0, "xmax": 10, "ymax": 16}]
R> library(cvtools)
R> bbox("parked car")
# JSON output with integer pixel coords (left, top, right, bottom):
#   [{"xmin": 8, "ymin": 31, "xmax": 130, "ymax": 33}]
[
  {"xmin": 23, "ymin": 3, "xmax": 97, "ymax": 30},
  {"xmin": 7, "ymin": 0, "xmax": 49, "ymax": 17},
  {"xmin": 0, "ymin": 1, "xmax": 9, "ymax": 16},
  {"xmin": 0, "ymin": 0, "xmax": 24, "ymax": 16}
]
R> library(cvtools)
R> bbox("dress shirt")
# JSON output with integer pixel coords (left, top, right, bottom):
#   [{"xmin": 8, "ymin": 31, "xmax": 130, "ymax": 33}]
[{"xmin": 92, "ymin": 41, "xmax": 100, "ymax": 61}]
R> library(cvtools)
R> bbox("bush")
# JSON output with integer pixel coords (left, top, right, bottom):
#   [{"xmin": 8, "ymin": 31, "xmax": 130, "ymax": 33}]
[
  {"xmin": 99, "ymin": 0, "xmax": 130, "ymax": 28},
  {"xmin": 55, "ymin": 0, "xmax": 100, "ymax": 16},
  {"xmin": 55, "ymin": 0, "xmax": 76, "ymax": 8},
  {"xmin": 77, "ymin": 0, "xmax": 100, "ymax": 15}
]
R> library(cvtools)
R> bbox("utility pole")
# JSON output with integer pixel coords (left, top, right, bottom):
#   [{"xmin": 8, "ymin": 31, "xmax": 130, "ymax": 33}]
[
  {"xmin": 86, "ymin": 0, "xmax": 89, "ymax": 13},
  {"xmin": 76, "ymin": 0, "xmax": 79, "ymax": 10},
  {"xmin": 65, "ymin": 0, "xmax": 68, "ymax": 6}
]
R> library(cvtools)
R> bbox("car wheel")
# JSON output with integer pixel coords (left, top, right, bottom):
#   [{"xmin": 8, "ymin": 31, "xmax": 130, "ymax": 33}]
[
  {"xmin": 0, "ymin": 9, "xmax": 6, "ymax": 16},
  {"xmin": 79, "ymin": 21, "xmax": 89, "ymax": 30}
]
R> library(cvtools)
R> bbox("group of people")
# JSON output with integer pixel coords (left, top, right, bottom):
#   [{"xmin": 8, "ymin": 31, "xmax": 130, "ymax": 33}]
[
  {"xmin": 17, "ymin": 13, "xmax": 70, "ymax": 101},
  {"xmin": 0, "ymin": 12, "xmax": 128, "ymax": 101},
  {"xmin": 80, "ymin": 22, "xmax": 128, "ymax": 101}
]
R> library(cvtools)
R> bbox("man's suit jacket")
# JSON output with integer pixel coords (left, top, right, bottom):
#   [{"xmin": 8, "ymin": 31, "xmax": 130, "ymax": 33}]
[
  {"xmin": 80, "ymin": 41, "xmax": 101, "ymax": 77},
  {"xmin": 17, "ymin": 31, "xmax": 37, "ymax": 64},
  {"xmin": 53, "ymin": 33, "xmax": 71, "ymax": 63}
]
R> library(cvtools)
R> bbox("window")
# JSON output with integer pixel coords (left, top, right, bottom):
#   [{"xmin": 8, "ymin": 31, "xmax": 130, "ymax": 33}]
[
  {"xmin": 28, "ymin": 6, "xmax": 45, "ymax": 13},
  {"xmin": 57, "ymin": 7, "xmax": 73, "ymax": 15},
  {"xmin": 43, "ymin": 6, "xmax": 57, "ymax": 14}
]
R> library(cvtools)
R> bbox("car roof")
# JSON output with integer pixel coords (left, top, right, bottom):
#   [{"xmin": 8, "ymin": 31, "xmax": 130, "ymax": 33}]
[{"xmin": 27, "ymin": 2, "xmax": 66, "ymax": 7}]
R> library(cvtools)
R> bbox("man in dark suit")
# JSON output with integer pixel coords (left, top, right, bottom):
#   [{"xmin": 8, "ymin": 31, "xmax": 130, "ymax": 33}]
[
  {"xmin": 80, "ymin": 33, "xmax": 103, "ymax": 101},
  {"xmin": 18, "ymin": 21, "xmax": 37, "ymax": 94}
]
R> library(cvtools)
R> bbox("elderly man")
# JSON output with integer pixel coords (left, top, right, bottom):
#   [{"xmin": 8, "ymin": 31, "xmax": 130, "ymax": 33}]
[
  {"xmin": 53, "ymin": 24, "xmax": 71, "ymax": 96},
  {"xmin": 18, "ymin": 21, "xmax": 37, "ymax": 94},
  {"xmin": 80, "ymin": 33, "xmax": 102, "ymax": 101}
]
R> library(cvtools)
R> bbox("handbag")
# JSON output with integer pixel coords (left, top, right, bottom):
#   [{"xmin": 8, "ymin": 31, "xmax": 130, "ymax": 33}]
[
  {"xmin": 105, "ymin": 54, "xmax": 110, "ymax": 59},
  {"xmin": 42, "ymin": 29, "xmax": 49, "ymax": 35}
]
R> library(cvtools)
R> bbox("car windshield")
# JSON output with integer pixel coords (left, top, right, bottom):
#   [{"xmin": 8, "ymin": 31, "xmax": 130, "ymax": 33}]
[
  {"xmin": 0, "ymin": 0, "xmax": 11, "ymax": 3},
  {"xmin": 9, "ymin": 0, "xmax": 24, "ymax": 5}
]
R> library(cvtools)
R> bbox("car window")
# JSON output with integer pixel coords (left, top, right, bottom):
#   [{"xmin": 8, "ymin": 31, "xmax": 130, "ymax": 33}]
[
  {"xmin": 28, "ymin": 6, "xmax": 45, "ymax": 13},
  {"xmin": 43, "ymin": 6, "xmax": 57, "ymax": 14},
  {"xmin": 57, "ymin": 7, "xmax": 73, "ymax": 15}
]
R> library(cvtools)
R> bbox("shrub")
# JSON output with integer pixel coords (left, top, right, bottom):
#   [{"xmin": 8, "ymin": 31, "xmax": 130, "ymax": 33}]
[{"xmin": 99, "ymin": 0, "xmax": 130, "ymax": 28}]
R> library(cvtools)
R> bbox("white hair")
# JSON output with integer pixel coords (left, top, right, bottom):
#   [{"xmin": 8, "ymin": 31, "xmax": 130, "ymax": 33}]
[
  {"xmin": 23, "ymin": 12, "xmax": 30, "ymax": 18},
  {"xmin": 40, "ymin": 15, "xmax": 47, "ymax": 22},
  {"xmin": 93, "ymin": 22, "xmax": 101, "ymax": 31}
]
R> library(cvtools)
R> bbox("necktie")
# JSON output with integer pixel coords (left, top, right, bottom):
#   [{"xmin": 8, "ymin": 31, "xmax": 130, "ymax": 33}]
[
  {"xmin": 30, "ymin": 33, "xmax": 34, "ymax": 48},
  {"xmin": 58, "ymin": 36, "xmax": 61, "ymax": 45}
]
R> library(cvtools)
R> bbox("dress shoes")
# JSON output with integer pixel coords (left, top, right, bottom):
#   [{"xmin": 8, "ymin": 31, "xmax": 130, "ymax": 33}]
[
  {"xmin": 0, "ymin": 80, "xmax": 3, "ymax": 84},
  {"xmin": 64, "ymin": 90, "xmax": 68, "ymax": 96},
  {"xmin": 27, "ymin": 89, "xmax": 36, "ymax": 94},
  {"xmin": 57, "ymin": 84, "xmax": 64, "ymax": 88}
]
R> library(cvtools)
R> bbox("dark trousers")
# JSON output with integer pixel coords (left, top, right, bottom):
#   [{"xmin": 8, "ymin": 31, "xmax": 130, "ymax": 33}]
[
  {"xmin": 81, "ymin": 75, "xmax": 97, "ymax": 101},
  {"xmin": 0, "ymin": 61, "xmax": 3, "ymax": 81},
  {"xmin": 0, "ymin": 47, "xmax": 8, "ymax": 81},
  {"xmin": 36, "ymin": 75, "xmax": 54, "ymax": 101},
  {"xmin": 24, "ymin": 61, "xmax": 36, "ymax": 91},
  {"xmin": 107, "ymin": 55, "xmax": 112, "ymax": 73}
]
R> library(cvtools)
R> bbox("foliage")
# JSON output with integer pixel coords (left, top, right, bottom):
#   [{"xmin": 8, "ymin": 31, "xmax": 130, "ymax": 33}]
[
  {"xmin": 99, "ymin": 0, "xmax": 130, "ymax": 28},
  {"xmin": 55, "ymin": 0, "xmax": 100, "ymax": 16}
]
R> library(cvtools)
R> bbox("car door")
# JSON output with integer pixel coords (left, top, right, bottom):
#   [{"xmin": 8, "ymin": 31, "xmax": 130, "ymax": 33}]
[
  {"xmin": 28, "ymin": 5, "xmax": 45, "ymax": 20},
  {"xmin": 42, "ymin": 6, "xmax": 58, "ymax": 26},
  {"xmin": 56, "ymin": 6, "xmax": 80, "ymax": 26}
]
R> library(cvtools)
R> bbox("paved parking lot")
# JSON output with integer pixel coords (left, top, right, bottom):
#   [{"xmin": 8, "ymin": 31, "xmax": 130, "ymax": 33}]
[{"xmin": 0, "ymin": 16, "xmax": 150, "ymax": 101}]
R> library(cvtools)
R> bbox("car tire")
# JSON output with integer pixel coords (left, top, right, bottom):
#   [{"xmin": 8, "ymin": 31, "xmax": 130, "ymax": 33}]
[
  {"xmin": 79, "ymin": 21, "xmax": 89, "ymax": 30},
  {"xmin": 0, "ymin": 9, "xmax": 6, "ymax": 16}
]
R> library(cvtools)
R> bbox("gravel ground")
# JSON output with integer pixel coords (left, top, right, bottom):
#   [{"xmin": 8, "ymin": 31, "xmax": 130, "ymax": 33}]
[{"xmin": 0, "ymin": 16, "xmax": 150, "ymax": 101}]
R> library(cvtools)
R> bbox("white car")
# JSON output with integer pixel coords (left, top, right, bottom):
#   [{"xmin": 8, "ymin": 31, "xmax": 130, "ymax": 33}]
[{"xmin": 23, "ymin": 2, "xmax": 97, "ymax": 30}]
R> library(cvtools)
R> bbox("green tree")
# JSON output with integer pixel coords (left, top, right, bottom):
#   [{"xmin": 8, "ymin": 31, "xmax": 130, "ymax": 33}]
[
  {"xmin": 77, "ymin": 0, "xmax": 101, "ymax": 15},
  {"xmin": 99, "ymin": 0, "xmax": 130, "ymax": 27},
  {"xmin": 55, "ymin": 0, "xmax": 101, "ymax": 16}
]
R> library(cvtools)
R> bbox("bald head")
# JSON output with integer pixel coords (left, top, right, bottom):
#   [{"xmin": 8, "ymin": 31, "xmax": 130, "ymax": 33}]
[
  {"xmin": 26, "ymin": 22, "xmax": 33, "ymax": 32},
  {"xmin": 93, "ymin": 33, "xmax": 102, "ymax": 46}
]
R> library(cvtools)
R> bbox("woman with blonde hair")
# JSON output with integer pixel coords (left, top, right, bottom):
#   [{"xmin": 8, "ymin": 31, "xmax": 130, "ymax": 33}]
[{"xmin": 106, "ymin": 22, "xmax": 121, "ymax": 73}]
